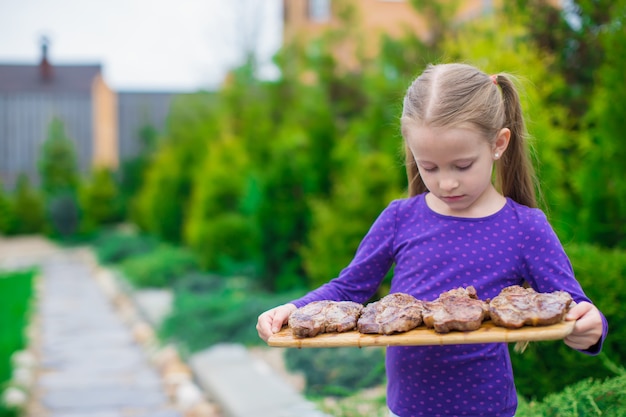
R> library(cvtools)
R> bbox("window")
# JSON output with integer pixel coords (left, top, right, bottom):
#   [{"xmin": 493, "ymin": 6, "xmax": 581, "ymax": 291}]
[{"xmin": 308, "ymin": 0, "xmax": 331, "ymax": 22}]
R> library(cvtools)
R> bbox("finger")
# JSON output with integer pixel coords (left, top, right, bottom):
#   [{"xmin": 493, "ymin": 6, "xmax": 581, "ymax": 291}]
[
  {"xmin": 564, "ymin": 309, "xmax": 603, "ymax": 350},
  {"xmin": 256, "ymin": 320, "xmax": 268, "ymax": 342},
  {"xmin": 565, "ymin": 331, "xmax": 597, "ymax": 350},
  {"xmin": 270, "ymin": 305, "xmax": 294, "ymax": 333},
  {"xmin": 256, "ymin": 312, "xmax": 276, "ymax": 342},
  {"xmin": 564, "ymin": 337, "xmax": 587, "ymax": 350},
  {"xmin": 565, "ymin": 301, "xmax": 591, "ymax": 321},
  {"xmin": 271, "ymin": 309, "xmax": 291, "ymax": 333}
]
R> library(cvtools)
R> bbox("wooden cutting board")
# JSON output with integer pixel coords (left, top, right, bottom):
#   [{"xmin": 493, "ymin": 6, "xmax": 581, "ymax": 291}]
[{"xmin": 267, "ymin": 320, "xmax": 576, "ymax": 348}]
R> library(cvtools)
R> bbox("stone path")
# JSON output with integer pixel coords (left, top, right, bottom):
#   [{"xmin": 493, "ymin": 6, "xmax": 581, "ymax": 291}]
[
  {"xmin": 0, "ymin": 238, "xmax": 215, "ymax": 417},
  {"xmin": 29, "ymin": 252, "xmax": 183, "ymax": 417},
  {"xmin": 0, "ymin": 236, "xmax": 329, "ymax": 417}
]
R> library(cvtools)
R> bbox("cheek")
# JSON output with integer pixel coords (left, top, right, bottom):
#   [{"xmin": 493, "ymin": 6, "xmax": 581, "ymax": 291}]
[
  {"xmin": 417, "ymin": 169, "xmax": 435, "ymax": 188},
  {"xmin": 474, "ymin": 163, "xmax": 495, "ymax": 185}
]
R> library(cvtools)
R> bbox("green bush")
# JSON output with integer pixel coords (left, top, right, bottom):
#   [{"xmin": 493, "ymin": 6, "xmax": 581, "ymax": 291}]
[
  {"xmin": 284, "ymin": 347, "xmax": 386, "ymax": 397},
  {"xmin": 132, "ymin": 94, "xmax": 217, "ymax": 243},
  {"xmin": 8, "ymin": 175, "xmax": 46, "ymax": 235},
  {"xmin": 313, "ymin": 386, "xmax": 388, "ymax": 417},
  {"xmin": 184, "ymin": 137, "xmax": 260, "ymax": 273},
  {"xmin": 516, "ymin": 373, "xmax": 626, "ymax": 417},
  {"xmin": 161, "ymin": 273, "xmax": 300, "ymax": 352},
  {"xmin": 80, "ymin": 167, "xmax": 124, "ymax": 232},
  {"xmin": 47, "ymin": 191, "xmax": 80, "ymax": 238},
  {"xmin": 186, "ymin": 213, "xmax": 260, "ymax": 275},
  {"xmin": 119, "ymin": 244, "xmax": 199, "ymax": 288},
  {"xmin": 92, "ymin": 230, "xmax": 159, "ymax": 265},
  {"xmin": 512, "ymin": 243, "xmax": 626, "ymax": 400},
  {"xmin": 38, "ymin": 118, "xmax": 79, "ymax": 197},
  {"xmin": 301, "ymin": 151, "xmax": 402, "ymax": 290},
  {"xmin": 0, "ymin": 181, "xmax": 15, "ymax": 235}
]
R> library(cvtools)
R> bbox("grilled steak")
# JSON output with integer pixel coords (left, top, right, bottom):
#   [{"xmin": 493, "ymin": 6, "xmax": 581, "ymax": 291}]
[
  {"xmin": 358, "ymin": 293, "xmax": 424, "ymax": 335},
  {"xmin": 288, "ymin": 300, "xmax": 363, "ymax": 338},
  {"xmin": 422, "ymin": 286, "xmax": 489, "ymax": 333},
  {"xmin": 489, "ymin": 285, "xmax": 572, "ymax": 328}
]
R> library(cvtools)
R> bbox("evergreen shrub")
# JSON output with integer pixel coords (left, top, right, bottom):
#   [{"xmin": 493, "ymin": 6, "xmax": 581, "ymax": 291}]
[
  {"xmin": 119, "ymin": 244, "xmax": 199, "ymax": 288},
  {"xmin": 0, "ymin": 182, "xmax": 15, "ymax": 235},
  {"xmin": 80, "ymin": 167, "xmax": 124, "ymax": 232},
  {"xmin": 516, "ymin": 374, "xmax": 626, "ymax": 416},
  {"xmin": 92, "ymin": 230, "xmax": 159, "ymax": 265},
  {"xmin": 47, "ymin": 192, "xmax": 79, "ymax": 237},
  {"xmin": 161, "ymin": 273, "xmax": 300, "ymax": 351},
  {"xmin": 284, "ymin": 347, "xmax": 386, "ymax": 397},
  {"xmin": 11, "ymin": 175, "xmax": 46, "ymax": 235}
]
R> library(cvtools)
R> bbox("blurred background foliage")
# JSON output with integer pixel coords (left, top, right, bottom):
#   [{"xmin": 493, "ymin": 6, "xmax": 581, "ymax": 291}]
[
  {"xmin": 137, "ymin": 0, "xmax": 626, "ymax": 289},
  {"xmin": 1, "ymin": 0, "xmax": 625, "ymax": 410}
]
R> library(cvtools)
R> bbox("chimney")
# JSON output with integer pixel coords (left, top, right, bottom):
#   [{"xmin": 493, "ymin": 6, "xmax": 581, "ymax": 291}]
[{"xmin": 39, "ymin": 36, "xmax": 53, "ymax": 82}]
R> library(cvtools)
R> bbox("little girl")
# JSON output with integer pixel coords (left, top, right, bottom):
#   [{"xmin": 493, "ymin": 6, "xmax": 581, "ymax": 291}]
[{"xmin": 257, "ymin": 63, "xmax": 607, "ymax": 417}]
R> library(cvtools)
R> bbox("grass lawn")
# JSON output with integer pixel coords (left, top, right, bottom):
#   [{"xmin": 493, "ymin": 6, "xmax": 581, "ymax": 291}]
[{"xmin": 0, "ymin": 269, "xmax": 35, "ymax": 415}]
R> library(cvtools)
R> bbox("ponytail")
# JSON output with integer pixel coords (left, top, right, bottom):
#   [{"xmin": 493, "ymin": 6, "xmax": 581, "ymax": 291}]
[{"xmin": 493, "ymin": 75, "xmax": 539, "ymax": 209}]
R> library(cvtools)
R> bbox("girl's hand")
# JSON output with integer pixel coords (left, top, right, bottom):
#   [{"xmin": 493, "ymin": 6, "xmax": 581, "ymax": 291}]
[
  {"xmin": 564, "ymin": 301, "xmax": 603, "ymax": 351},
  {"xmin": 256, "ymin": 303, "xmax": 298, "ymax": 342}
]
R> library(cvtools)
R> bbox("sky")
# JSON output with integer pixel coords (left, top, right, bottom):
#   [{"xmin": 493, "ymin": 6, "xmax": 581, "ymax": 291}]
[{"xmin": 0, "ymin": 0, "xmax": 283, "ymax": 91}]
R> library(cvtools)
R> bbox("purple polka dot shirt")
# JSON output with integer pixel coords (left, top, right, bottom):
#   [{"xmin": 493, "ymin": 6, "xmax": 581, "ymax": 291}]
[{"xmin": 292, "ymin": 194, "xmax": 608, "ymax": 417}]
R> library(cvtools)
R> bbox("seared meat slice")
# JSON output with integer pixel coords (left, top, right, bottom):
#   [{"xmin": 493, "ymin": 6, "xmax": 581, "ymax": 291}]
[
  {"xmin": 422, "ymin": 286, "xmax": 489, "ymax": 333},
  {"xmin": 288, "ymin": 300, "xmax": 363, "ymax": 338},
  {"xmin": 489, "ymin": 285, "xmax": 572, "ymax": 328},
  {"xmin": 358, "ymin": 293, "xmax": 424, "ymax": 335}
]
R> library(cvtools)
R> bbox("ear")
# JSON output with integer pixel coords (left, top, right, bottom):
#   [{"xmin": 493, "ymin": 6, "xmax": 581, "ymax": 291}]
[{"xmin": 492, "ymin": 128, "xmax": 510, "ymax": 160}]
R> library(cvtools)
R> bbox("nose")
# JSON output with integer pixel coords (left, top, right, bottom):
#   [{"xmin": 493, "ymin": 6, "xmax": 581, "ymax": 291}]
[{"xmin": 439, "ymin": 176, "xmax": 459, "ymax": 192}]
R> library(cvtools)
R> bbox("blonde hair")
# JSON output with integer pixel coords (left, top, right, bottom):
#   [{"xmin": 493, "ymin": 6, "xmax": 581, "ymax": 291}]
[{"xmin": 401, "ymin": 63, "xmax": 538, "ymax": 208}]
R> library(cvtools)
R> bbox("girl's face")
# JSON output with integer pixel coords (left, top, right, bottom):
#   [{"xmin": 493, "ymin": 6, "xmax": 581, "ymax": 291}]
[{"xmin": 405, "ymin": 124, "xmax": 509, "ymax": 217}]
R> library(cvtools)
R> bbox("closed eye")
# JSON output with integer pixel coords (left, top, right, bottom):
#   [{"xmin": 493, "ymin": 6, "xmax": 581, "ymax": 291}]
[{"xmin": 419, "ymin": 162, "xmax": 473, "ymax": 172}]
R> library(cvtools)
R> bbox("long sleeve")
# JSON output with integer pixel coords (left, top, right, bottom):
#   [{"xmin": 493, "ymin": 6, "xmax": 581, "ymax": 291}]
[{"xmin": 516, "ymin": 208, "xmax": 609, "ymax": 354}]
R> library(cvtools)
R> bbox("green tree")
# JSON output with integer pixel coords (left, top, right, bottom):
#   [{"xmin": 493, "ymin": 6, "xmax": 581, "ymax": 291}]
[
  {"xmin": 132, "ymin": 144, "xmax": 187, "ymax": 242},
  {"xmin": 302, "ymin": 148, "xmax": 402, "ymax": 290},
  {"xmin": 80, "ymin": 167, "xmax": 123, "ymax": 232},
  {"xmin": 11, "ymin": 174, "xmax": 46, "ymax": 234},
  {"xmin": 184, "ymin": 137, "xmax": 259, "ymax": 273},
  {"xmin": 503, "ymin": 0, "xmax": 626, "ymax": 245},
  {"xmin": 38, "ymin": 118, "xmax": 80, "ymax": 237},
  {"xmin": 118, "ymin": 123, "xmax": 158, "ymax": 219},
  {"xmin": 408, "ymin": 0, "xmax": 460, "ymax": 49},
  {"xmin": 254, "ymin": 125, "xmax": 324, "ymax": 291},
  {"xmin": 39, "ymin": 118, "xmax": 79, "ymax": 196},
  {"xmin": 132, "ymin": 93, "xmax": 218, "ymax": 242},
  {"xmin": 574, "ymin": 1, "xmax": 626, "ymax": 247},
  {"xmin": 47, "ymin": 192, "xmax": 80, "ymax": 238},
  {"xmin": 505, "ymin": 0, "xmax": 613, "ymax": 120},
  {"xmin": 250, "ymin": 59, "xmax": 349, "ymax": 290},
  {"xmin": 0, "ymin": 180, "xmax": 15, "ymax": 234}
]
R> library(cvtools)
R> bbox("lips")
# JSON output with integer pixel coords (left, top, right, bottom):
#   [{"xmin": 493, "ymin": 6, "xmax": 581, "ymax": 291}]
[{"xmin": 441, "ymin": 195, "xmax": 464, "ymax": 203}]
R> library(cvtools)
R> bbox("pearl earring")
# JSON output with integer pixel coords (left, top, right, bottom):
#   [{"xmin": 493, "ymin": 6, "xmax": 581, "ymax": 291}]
[{"xmin": 494, "ymin": 153, "xmax": 500, "ymax": 159}]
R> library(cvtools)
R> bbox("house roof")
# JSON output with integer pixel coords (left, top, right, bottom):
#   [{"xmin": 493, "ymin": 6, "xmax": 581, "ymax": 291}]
[{"xmin": 0, "ymin": 62, "xmax": 102, "ymax": 94}]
